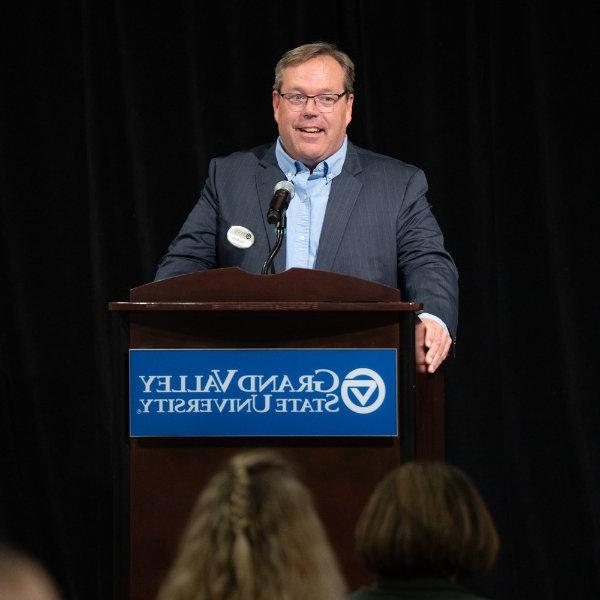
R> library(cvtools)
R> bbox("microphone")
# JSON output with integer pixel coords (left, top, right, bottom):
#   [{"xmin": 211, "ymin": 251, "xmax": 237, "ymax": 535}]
[
  {"xmin": 267, "ymin": 180, "xmax": 295, "ymax": 225},
  {"xmin": 261, "ymin": 180, "xmax": 294, "ymax": 275}
]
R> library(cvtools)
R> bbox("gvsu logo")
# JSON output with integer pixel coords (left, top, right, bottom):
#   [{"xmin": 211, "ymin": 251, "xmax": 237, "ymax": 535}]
[{"xmin": 341, "ymin": 368, "xmax": 386, "ymax": 414}]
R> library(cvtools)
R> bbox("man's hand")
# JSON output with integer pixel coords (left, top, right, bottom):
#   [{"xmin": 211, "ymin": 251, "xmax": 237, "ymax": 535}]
[{"xmin": 415, "ymin": 318, "xmax": 452, "ymax": 374}]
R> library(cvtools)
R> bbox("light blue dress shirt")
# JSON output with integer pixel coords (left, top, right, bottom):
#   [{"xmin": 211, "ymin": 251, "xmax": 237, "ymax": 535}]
[
  {"xmin": 276, "ymin": 136, "xmax": 347, "ymax": 270},
  {"xmin": 274, "ymin": 136, "xmax": 446, "ymax": 331}
]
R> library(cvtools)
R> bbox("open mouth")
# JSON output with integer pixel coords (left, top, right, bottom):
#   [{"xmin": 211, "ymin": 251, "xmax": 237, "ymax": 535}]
[{"xmin": 296, "ymin": 127, "xmax": 324, "ymax": 134}]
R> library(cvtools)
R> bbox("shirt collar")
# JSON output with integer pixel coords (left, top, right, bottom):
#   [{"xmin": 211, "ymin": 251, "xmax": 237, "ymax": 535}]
[{"xmin": 275, "ymin": 136, "xmax": 348, "ymax": 182}]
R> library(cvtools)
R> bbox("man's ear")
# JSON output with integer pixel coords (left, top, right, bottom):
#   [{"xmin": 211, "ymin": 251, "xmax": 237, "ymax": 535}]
[
  {"xmin": 272, "ymin": 90, "xmax": 281, "ymax": 123},
  {"xmin": 345, "ymin": 93, "xmax": 354, "ymax": 126}
]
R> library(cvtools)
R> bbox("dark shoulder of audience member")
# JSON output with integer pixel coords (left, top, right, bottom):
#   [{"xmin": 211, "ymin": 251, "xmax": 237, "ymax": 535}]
[
  {"xmin": 349, "ymin": 461, "xmax": 499, "ymax": 600},
  {"xmin": 157, "ymin": 449, "xmax": 347, "ymax": 600}
]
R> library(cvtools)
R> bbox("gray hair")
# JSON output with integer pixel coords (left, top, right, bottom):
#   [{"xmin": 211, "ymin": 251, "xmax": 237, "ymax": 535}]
[{"xmin": 273, "ymin": 42, "xmax": 355, "ymax": 93}]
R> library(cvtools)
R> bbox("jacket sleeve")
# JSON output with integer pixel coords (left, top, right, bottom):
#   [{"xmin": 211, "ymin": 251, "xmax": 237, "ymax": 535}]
[
  {"xmin": 154, "ymin": 159, "xmax": 220, "ymax": 281},
  {"xmin": 396, "ymin": 168, "xmax": 459, "ymax": 340}
]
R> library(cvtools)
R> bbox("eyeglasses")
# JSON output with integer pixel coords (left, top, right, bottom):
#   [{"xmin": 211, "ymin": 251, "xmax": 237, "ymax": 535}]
[{"xmin": 278, "ymin": 91, "xmax": 348, "ymax": 113}]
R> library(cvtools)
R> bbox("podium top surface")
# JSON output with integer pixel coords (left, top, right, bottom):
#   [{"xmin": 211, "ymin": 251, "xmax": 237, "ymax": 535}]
[{"xmin": 109, "ymin": 268, "xmax": 422, "ymax": 312}]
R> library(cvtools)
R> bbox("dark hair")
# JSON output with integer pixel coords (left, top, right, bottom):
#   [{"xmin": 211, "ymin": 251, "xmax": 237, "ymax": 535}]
[
  {"xmin": 355, "ymin": 461, "xmax": 500, "ymax": 580},
  {"xmin": 273, "ymin": 42, "xmax": 355, "ymax": 93},
  {"xmin": 158, "ymin": 450, "xmax": 347, "ymax": 600}
]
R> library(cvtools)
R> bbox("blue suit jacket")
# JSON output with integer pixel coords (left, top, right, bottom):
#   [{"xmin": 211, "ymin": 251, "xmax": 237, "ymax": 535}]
[{"xmin": 155, "ymin": 141, "xmax": 459, "ymax": 338}]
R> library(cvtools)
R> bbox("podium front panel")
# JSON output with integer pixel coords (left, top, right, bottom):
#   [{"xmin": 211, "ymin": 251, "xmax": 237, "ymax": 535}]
[{"xmin": 129, "ymin": 308, "xmax": 408, "ymax": 600}]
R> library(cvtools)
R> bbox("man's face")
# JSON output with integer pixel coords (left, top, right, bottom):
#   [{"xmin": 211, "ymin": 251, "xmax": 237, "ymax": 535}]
[{"xmin": 273, "ymin": 55, "xmax": 353, "ymax": 170}]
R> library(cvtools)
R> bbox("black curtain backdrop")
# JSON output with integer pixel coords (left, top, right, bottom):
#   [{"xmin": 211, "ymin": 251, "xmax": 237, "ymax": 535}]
[{"xmin": 1, "ymin": 2, "xmax": 599, "ymax": 598}]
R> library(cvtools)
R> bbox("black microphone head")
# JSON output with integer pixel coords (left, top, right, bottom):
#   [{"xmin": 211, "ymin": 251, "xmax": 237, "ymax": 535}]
[
  {"xmin": 267, "ymin": 180, "xmax": 295, "ymax": 224},
  {"xmin": 273, "ymin": 180, "xmax": 295, "ymax": 196}
]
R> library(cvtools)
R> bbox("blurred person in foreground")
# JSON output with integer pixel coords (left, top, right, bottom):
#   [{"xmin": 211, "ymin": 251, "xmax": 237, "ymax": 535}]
[
  {"xmin": 0, "ymin": 543, "xmax": 62, "ymax": 600},
  {"xmin": 157, "ymin": 449, "xmax": 347, "ymax": 600},
  {"xmin": 349, "ymin": 461, "xmax": 499, "ymax": 600}
]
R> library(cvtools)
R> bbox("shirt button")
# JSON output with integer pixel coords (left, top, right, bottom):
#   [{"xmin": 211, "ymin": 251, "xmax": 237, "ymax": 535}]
[{"xmin": 299, "ymin": 235, "xmax": 305, "ymax": 241}]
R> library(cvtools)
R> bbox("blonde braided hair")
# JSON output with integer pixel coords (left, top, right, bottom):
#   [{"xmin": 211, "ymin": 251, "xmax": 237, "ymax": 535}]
[
  {"xmin": 229, "ymin": 455, "xmax": 254, "ymax": 600},
  {"xmin": 157, "ymin": 450, "xmax": 346, "ymax": 600}
]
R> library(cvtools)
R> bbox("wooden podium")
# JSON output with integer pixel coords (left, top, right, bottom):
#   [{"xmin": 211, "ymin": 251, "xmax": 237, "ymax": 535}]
[{"xmin": 109, "ymin": 268, "xmax": 444, "ymax": 599}]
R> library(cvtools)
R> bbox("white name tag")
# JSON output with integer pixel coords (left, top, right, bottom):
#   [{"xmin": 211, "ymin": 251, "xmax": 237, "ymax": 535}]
[{"xmin": 227, "ymin": 225, "xmax": 255, "ymax": 249}]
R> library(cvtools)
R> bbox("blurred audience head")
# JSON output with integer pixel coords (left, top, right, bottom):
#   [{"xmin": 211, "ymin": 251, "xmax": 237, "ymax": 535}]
[
  {"xmin": 355, "ymin": 461, "xmax": 499, "ymax": 581},
  {"xmin": 157, "ymin": 449, "xmax": 346, "ymax": 600},
  {"xmin": 0, "ymin": 544, "xmax": 62, "ymax": 600}
]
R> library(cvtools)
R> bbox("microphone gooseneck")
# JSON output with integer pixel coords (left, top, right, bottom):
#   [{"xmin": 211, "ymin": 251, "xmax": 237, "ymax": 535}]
[{"xmin": 262, "ymin": 180, "xmax": 295, "ymax": 275}]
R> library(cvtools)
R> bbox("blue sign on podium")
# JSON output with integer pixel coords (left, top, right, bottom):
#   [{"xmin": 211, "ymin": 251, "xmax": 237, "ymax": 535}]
[{"xmin": 129, "ymin": 348, "xmax": 397, "ymax": 437}]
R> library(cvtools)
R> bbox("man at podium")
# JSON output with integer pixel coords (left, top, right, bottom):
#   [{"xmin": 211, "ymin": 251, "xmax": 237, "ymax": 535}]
[{"xmin": 154, "ymin": 42, "xmax": 458, "ymax": 374}]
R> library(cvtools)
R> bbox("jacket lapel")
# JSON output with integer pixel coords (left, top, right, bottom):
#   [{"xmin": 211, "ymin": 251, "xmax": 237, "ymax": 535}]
[
  {"xmin": 314, "ymin": 142, "xmax": 363, "ymax": 271},
  {"xmin": 256, "ymin": 144, "xmax": 288, "ymax": 273}
]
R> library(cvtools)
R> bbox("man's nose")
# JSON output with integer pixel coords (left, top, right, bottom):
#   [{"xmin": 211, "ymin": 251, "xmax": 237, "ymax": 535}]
[{"xmin": 302, "ymin": 97, "xmax": 320, "ymax": 115}]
